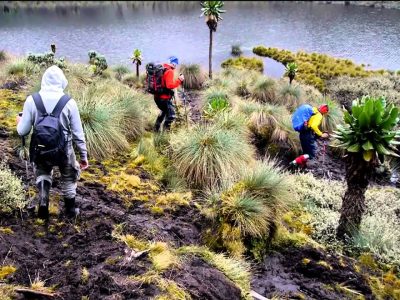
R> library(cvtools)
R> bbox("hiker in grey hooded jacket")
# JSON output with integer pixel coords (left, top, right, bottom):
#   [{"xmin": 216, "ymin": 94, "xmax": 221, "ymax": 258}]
[{"xmin": 17, "ymin": 65, "xmax": 88, "ymax": 218}]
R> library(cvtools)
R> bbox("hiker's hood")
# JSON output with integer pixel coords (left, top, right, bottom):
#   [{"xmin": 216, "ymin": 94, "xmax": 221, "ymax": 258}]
[{"xmin": 40, "ymin": 65, "xmax": 68, "ymax": 93}]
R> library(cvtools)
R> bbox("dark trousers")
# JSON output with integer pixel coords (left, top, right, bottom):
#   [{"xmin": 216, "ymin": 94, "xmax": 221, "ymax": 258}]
[
  {"xmin": 154, "ymin": 96, "xmax": 176, "ymax": 131},
  {"xmin": 299, "ymin": 129, "xmax": 317, "ymax": 159}
]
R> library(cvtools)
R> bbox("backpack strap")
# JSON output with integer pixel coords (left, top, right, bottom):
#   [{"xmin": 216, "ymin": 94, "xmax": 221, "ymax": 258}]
[
  {"xmin": 51, "ymin": 94, "xmax": 71, "ymax": 118},
  {"xmin": 32, "ymin": 93, "xmax": 47, "ymax": 116}
]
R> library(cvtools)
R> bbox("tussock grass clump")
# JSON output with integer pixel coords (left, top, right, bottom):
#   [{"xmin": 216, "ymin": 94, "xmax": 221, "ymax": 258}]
[
  {"xmin": 0, "ymin": 163, "xmax": 26, "ymax": 213},
  {"xmin": 203, "ymin": 160, "xmax": 291, "ymax": 258},
  {"xmin": 179, "ymin": 63, "xmax": 206, "ymax": 90},
  {"xmin": 237, "ymin": 101, "xmax": 299, "ymax": 153},
  {"xmin": 250, "ymin": 76, "xmax": 276, "ymax": 103},
  {"xmin": 112, "ymin": 64, "xmax": 130, "ymax": 81},
  {"xmin": 122, "ymin": 73, "xmax": 146, "ymax": 89},
  {"xmin": 169, "ymin": 124, "xmax": 254, "ymax": 189},
  {"xmin": 73, "ymin": 80, "xmax": 153, "ymax": 159},
  {"xmin": 277, "ymin": 84, "xmax": 304, "ymax": 111},
  {"xmin": 221, "ymin": 56, "xmax": 263, "ymax": 73},
  {"xmin": 5, "ymin": 59, "xmax": 36, "ymax": 77}
]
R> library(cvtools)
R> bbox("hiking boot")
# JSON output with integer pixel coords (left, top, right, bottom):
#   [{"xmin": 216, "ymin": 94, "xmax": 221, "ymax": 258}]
[
  {"xmin": 37, "ymin": 180, "xmax": 51, "ymax": 220},
  {"xmin": 64, "ymin": 197, "xmax": 80, "ymax": 218}
]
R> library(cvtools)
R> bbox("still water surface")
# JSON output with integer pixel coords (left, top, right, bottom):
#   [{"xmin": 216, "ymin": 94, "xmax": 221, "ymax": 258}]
[{"xmin": 0, "ymin": 1, "xmax": 399, "ymax": 77}]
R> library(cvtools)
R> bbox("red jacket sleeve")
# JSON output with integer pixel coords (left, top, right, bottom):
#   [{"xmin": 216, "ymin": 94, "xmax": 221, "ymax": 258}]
[{"xmin": 164, "ymin": 69, "xmax": 182, "ymax": 89}]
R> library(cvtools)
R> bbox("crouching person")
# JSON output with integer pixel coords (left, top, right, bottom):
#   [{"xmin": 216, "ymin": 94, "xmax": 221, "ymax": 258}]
[{"xmin": 17, "ymin": 65, "xmax": 89, "ymax": 220}]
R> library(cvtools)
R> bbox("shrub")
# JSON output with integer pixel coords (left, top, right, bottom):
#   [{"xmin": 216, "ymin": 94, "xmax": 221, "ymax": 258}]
[
  {"xmin": 27, "ymin": 51, "xmax": 66, "ymax": 69},
  {"xmin": 6, "ymin": 59, "xmax": 36, "ymax": 77},
  {"xmin": 221, "ymin": 56, "xmax": 263, "ymax": 73},
  {"xmin": 293, "ymin": 173, "xmax": 400, "ymax": 265},
  {"xmin": 253, "ymin": 46, "xmax": 380, "ymax": 91},
  {"xmin": 179, "ymin": 63, "xmax": 206, "ymax": 90},
  {"xmin": 250, "ymin": 76, "xmax": 276, "ymax": 103},
  {"xmin": 203, "ymin": 159, "xmax": 291, "ymax": 257},
  {"xmin": 204, "ymin": 97, "xmax": 230, "ymax": 118},
  {"xmin": 201, "ymin": 86, "xmax": 230, "ymax": 111},
  {"xmin": 112, "ymin": 65, "xmax": 130, "ymax": 81},
  {"xmin": 0, "ymin": 163, "xmax": 27, "ymax": 213},
  {"xmin": 327, "ymin": 75, "xmax": 400, "ymax": 108},
  {"xmin": 169, "ymin": 124, "xmax": 254, "ymax": 189},
  {"xmin": 88, "ymin": 50, "xmax": 108, "ymax": 75},
  {"xmin": 231, "ymin": 44, "xmax": 243, "ymax": 57}
]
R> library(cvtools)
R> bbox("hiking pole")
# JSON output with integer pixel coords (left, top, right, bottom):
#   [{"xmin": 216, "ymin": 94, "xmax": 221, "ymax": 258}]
[{"xmin": 182, "ymin": 86, "xmax": 189, "ymax": 129}]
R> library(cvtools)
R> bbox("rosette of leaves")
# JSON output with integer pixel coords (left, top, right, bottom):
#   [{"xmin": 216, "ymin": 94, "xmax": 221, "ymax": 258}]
[
  {"xmin": 332, "ymin": 95, "xmax": 400, "ymax": 241},
  {"xmin": 333, "ymin": 96, "xmax": 400, "ymax": 162}
]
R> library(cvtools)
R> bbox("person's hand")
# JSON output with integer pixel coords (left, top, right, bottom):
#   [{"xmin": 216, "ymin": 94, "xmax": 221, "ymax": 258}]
[
  {"xmin": 321, "ymin": 132, "xmax": 329, "ymax": 139},
  {"xmin": 16, "ymin": 112, "xmax": 22, "ymax": 125},
  {"xmin": 179, "ymin": 74, "xmax": 185, "ymax": 82},
  {"xmin": 80, "ymin": 159, "xmax": 89, "ymax": 170}
]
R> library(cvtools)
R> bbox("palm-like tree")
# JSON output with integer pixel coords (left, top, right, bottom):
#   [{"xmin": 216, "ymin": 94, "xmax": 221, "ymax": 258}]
[
  {"xmin": 200, "ymin": 1, "xmax": 226, "ymax": 79},
  {"xmin": 332, "ymin": 96, "xmax": 400, "ymax": 241},
  {"xmin": 130, "ymin": 49, "xmax": 142, "ymax": 78},
  {"xmin": 285, "ymin": 62, "xmax": 298, "ymax": 84}
]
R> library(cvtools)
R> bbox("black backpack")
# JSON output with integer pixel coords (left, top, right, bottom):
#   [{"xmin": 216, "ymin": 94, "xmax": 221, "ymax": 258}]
[
  {"xmin": 29, "ymin": 93, "xmax": 71, "ymax": 167},
  {"xmin": 145, "ymin": 62, "xmax": 173, "ymax": 96}
]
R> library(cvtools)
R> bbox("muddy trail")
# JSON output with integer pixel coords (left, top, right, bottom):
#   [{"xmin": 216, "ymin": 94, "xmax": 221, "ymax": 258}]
[
  {"xmin": 0, "ymin": 133, "xmax": 242, "ymax": 300},
  {"xmin": 0, "ymin": 130, "xmax": 386, "ymax": 300}
]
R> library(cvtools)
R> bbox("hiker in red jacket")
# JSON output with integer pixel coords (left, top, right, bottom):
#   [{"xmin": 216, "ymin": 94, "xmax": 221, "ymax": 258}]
[{"xmin": 154, "ymin": 56, "xmax": 184, "ymax": 132}]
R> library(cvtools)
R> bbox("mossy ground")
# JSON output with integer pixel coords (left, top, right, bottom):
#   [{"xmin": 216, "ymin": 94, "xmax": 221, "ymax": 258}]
[{"xmin": 253, "ymin": 46, "xmax": 387, "ymax": 91}]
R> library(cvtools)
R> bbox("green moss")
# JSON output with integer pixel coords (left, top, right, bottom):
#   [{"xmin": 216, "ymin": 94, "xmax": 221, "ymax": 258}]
[
  {"xmin": 253, "ymin": 46, "xmax": 383, "ymax": 91},
  {"xmin": 0, "ymin": 266, "xmax": 17, "ymax": 280},
  {"xmin": 0, "ymin": 227, "xmax": 14, "ymax": 235},
  {"xmin": 221, "ymin": 56, "xmax": 264, "ymax": 73}
]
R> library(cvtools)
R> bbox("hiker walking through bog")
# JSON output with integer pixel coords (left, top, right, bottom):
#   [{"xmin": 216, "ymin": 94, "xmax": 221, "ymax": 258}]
[
  {"xmin": 146, "ymin": 56, "xmax": 185, "ymax": 132},
  {"xmin": 17, "ymin": 65, "xmax": 88, "ymax": 219},
  {"xmin": 290, "ymin": 104, "xmax": 330, "ymax": 167}
]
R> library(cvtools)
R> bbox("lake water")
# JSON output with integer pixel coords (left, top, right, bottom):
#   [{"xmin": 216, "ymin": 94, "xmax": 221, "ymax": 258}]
[{"xmin": 0, "ymin": 1, "xmax": 399, "ymax": 78}]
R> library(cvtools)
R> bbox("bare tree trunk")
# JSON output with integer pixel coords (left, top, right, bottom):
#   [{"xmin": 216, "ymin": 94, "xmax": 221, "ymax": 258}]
[
  {"xmin": 136, "ymin": 63, "xmax": 139, "ymax": 78},
  {"xmin": 289, "ymin": 75, "xmax": 294, "ymax": 84},
  {"xmin": 336, "ymin": 154, "xmax": 372, "ymax": 241},
  {"xmin": 209, "ymin": 29, "xmax": 213, "ymax": 79}
]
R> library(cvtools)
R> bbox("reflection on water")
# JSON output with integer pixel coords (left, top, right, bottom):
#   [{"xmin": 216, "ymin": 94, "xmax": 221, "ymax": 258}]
[{"xmin": 0, "ymin": 1, "xmax": 399, "ymax": 78}]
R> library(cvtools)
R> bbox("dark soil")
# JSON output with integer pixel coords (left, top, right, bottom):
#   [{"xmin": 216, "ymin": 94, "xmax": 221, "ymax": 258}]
[
  {"xmin": 0, "ymin": 135, "xmax": 241, "ymax": 300},
  {"xmin": 252, "ymin": 246, "xmax": 374, "ymax": 300}
]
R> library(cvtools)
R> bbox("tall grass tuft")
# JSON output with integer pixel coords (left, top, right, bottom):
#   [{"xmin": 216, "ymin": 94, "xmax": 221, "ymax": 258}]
[
  {"xmin": 179, "ymin": 63, "xmax": 206, "ymax": 90},
  {"xmin": 250, "ymin": 76, "xmax": 276, "ymax": 103},
  {"xmin": 112, "ymin": 65, "xmax": 130, "ymax": 81},
  {"xmin": 237, "ymin": 101, "xmax": 300, "ymax": 154},
  {"xmin": 278, "ymin": 84, "xmax": 304, "ymax": 111},
  {"xmin": 169, "ymin": 124, "xmax": 254, "ymax": 189},
  {"xmin": 203, "ymin": 159, "xmax": 291, "ymax": 258},
  {"xmin": 73, "ymin": 80, "xmax": 152, "ymax": 159},
  {"xmin": 6, "ymin": 59, "xmax": 36, "ymax": 77}
]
